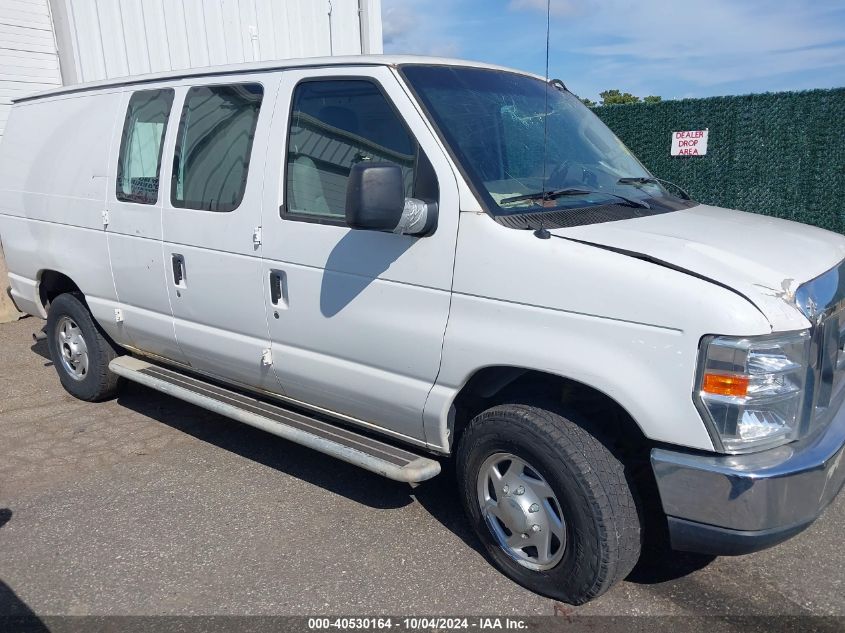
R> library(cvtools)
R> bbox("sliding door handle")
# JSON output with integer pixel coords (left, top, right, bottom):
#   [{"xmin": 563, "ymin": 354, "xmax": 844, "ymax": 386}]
[
  {"xmin": 269, "ymin": 270, "xmax": 287, "ymax": 308},
  {"xmin": 171, "ymin": 254, "xmax": 186, "ymax": 287}
]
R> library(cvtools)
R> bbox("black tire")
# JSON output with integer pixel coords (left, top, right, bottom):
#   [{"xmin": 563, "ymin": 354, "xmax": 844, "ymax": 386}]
[
  {"xmin": 46, "ymin": 292, "xmax": 123, "ymax": 401},
  {"xmin": 457, "ymin": 401, "xmax": 642, "ymax": 604}
]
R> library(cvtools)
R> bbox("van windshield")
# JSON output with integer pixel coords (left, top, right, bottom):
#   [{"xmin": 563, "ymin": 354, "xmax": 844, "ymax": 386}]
[{"xmin": 402, "ymin": 65, "xmax": 690, "ymax": 216}]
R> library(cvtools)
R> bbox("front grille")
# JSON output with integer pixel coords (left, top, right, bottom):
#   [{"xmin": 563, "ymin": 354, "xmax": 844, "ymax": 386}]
[
  {"xmin": 815, "ymin": 311, "xmax": 845, "ymax": 410},
  {"xmin": 815, "ymin": 310, "xmax": 845, "ymax": 409},
  {"xmin": 797, "ymin": 260, "xmax": 845, "ymax": 435}
]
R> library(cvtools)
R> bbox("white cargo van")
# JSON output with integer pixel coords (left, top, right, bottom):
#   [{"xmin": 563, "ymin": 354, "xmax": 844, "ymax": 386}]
[{"xmin": 2, "ymin": 56, "xmax": 844, "ymax": 604}]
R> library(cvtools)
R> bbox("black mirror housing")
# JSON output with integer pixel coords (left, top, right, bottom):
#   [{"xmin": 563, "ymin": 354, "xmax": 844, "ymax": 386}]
[{"xmin": 345, "ymin": 162, "xmax": 405, "ymax": 232}]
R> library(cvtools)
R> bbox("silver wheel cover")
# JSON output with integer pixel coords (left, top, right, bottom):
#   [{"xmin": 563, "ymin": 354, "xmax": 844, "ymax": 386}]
[
  {"xmin": 55, "ymin": 315, "xmax": 89, "ymax": 381},
  {"xmin": 476, "ymin": 452, "xmax": 567, "ymax": 570}
]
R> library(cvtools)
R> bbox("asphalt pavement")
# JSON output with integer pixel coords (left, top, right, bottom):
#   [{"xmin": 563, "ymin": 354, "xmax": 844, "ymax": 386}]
[{"xmin": 1, "ymin": 317, "xmax": 843, "ymax": 621}]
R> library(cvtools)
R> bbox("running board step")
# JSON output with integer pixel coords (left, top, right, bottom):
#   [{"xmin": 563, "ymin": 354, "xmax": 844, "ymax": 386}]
[{"xmin": 109, "ymin": 356, "xmax": 441, "ymax": 483}]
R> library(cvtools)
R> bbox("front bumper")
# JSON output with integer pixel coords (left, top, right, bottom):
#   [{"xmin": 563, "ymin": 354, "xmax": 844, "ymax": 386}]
[{"xmin": 651, "ymin": 399, "xmax": 845, "ymax": 556}]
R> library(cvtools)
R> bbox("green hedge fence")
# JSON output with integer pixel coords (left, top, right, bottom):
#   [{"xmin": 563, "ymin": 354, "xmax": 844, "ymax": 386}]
[{"xmin": 593, "ymin": 88, "xmax": 845, "ymax": 233}]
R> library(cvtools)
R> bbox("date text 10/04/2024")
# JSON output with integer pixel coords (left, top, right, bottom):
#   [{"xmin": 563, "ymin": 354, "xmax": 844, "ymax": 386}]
[{"xmin": 306, "ymin": 617, "xmax": 528, "ymax": 630}]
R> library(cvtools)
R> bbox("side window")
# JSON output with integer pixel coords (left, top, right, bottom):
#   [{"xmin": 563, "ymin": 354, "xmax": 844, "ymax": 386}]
[
  {"xmin": 116, "ymin": 89, "xmax": 174, "ymax": 204},
  {"xmin": 171, "ymin": 83, "xmax": 263, "ymax": 212},
  {"xmin": 285, "ymin": 79, "xmax": 433, "ymax": 221}
]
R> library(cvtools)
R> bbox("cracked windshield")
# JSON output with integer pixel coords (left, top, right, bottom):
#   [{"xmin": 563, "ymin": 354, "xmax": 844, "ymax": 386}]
[{"xmin": 403, "ymin": 65, "xmax": 680, "ymax": 215}]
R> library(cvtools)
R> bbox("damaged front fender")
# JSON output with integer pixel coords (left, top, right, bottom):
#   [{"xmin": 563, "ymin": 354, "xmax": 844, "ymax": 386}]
[
  {"xmin": 548, "ymin": 204, "xmax": 845, "ymax": 333},
  {"xmin": 551, "ymin": 232, "xmax": 812, "ymax": 333}
]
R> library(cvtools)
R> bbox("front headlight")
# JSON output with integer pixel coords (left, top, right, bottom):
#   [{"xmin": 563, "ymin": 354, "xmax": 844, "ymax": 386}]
[{"xmin": 695, "ymin": 330, "xmax": 811, "ymax": 453}]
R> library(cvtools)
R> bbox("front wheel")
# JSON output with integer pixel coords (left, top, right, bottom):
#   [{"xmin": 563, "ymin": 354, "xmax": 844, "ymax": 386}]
[
  {"xmin": 457, "ymin": 402, "xmax": 642, "ymax": 604},
  {"xmin": 46, "ymin": 292, "xmax": 122, "ymax": 401}
]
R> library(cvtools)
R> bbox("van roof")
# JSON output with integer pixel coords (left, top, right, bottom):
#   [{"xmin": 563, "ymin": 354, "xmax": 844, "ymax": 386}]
[{"xmin": 14, "ymin": 55, "xmax": 542, "ymax": 103}]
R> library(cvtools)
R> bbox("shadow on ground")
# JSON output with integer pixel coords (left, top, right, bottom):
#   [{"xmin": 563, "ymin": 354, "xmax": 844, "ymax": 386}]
[
  {"xmin": 26, "ymin": 327, "xmax": 717, "ymax": 600},
  {"xmin": 115, "ymin": 380, "xmax": 713, "ymax": 586},
  {"xmin": 27, "ymin": 325, "xmax": 717, "ymax": 582},
  {"xmin": 118, "ymin": 380, "xmax": 490, "ymax": 556},
  {"xmin": 117, "ymin": 383, "xmax": 416, "ymax": 512},
  {"xmin": 29, "ymin": 338, "xmax": 52, "ymax": 367},
  {"xmin": 0, "ymin": 510, "xmax": 49, "ymax": 632},
  {"xmin": 628, "ymin": 543, "xmax": 715, "ymax": 584}
]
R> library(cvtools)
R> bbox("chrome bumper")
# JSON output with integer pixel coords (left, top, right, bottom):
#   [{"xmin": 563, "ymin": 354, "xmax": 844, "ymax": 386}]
[{"xmin": 651, "ymin": 398, "xmax": 845, "ymax": 555}]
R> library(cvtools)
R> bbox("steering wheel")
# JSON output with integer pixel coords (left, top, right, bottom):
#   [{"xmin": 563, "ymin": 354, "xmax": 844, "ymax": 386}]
[{"xmin": 545, "ymin": 160, "xmax": 572, "ymax": 187}]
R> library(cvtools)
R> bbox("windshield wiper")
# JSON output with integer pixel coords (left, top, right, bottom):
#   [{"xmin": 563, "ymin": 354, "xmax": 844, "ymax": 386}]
[
  {"xmin": 500, "ymin": 187, "xmax": 651, "ymax": 209},
  {"xmin": 617, "ymin": 176, "xmax": 691, "ymax": 200}
]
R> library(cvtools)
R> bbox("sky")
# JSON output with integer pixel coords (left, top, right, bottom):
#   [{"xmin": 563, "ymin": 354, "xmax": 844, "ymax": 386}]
[{"xmin": 381, "ymin": 0, "xmax": 845, "ymax": 102}]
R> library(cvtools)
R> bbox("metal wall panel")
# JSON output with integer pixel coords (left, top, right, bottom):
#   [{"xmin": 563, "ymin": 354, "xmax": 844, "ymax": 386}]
[
  {"xmin": 51, "ymin": 0, "xmax": 382, "ymax": 85},
  {"xmin": 0, "ymin": 0, "xmax": 62, "ymax": 139}
]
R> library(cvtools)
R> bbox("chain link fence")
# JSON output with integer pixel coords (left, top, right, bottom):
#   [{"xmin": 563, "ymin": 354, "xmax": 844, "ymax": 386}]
[{"xmin": 593, "ymin": 88, "xmax": 845, "ymax": 233}]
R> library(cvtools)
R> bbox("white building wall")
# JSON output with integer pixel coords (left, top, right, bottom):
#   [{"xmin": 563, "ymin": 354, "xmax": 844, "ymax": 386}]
[
  {"xmin": 49, "ymin": 0, "xmax": 382, "ymax": 85},
  {"xmin": 0, "ymin": 0, "xmax": 382, "ymax": 141},
  {"xmin": 0, "ymin": 0, "xmax": 62, "ymax": 138}
]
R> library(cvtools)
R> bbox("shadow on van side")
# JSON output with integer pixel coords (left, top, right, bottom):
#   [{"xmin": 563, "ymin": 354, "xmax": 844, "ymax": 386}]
[{"xmin": 320, "ymin": 230, "xmax": 413, "ymax": 318}]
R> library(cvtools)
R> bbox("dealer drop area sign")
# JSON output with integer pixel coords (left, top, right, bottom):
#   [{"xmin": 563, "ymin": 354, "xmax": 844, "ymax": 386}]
[{"xmin": 671, "ymin": 129, "xmax": 708, "ymax": 156}]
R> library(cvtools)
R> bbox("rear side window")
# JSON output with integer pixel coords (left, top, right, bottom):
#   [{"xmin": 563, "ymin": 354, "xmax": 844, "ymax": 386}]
[
  {"xmin": 285, "ymin": 79, "xmax": 424, "ymax": 221},
  {"xmin": 116, "ymin": 89, "xmax": 174, "ymax": 204},
  {"xmin": 171, "ymin": 83, "xmax": 263, "ymax": 212}
]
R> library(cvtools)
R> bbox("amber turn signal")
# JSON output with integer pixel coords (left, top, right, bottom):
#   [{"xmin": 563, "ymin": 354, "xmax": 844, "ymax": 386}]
[{"xmin": 701, "ymin": 373, "xmax": 749, "ymax": 397}]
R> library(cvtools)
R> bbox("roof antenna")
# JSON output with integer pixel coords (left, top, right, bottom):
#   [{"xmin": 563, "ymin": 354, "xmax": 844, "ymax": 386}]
[{"xmin": 534, "ymin": 0, "xmax": 552, "ymax": 241}]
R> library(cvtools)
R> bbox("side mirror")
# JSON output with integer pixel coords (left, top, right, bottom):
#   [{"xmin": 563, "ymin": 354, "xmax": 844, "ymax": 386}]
[
  {"xmin": 345, "ymin": 162, "xmax": 405, "ymax": 232},
  {"xmin": 345, "ymin": 162, "xmax": 437, "ymax": 236}
]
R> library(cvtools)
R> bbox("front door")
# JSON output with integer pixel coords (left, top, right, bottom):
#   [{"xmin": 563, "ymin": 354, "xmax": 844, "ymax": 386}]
[
  {"xmin": 161, "ymin": 74, "xmax": 282, "ymax": 393},
  {"xmin": 259, "ymin": 67, "xmax": 459, "ymax": 444}
]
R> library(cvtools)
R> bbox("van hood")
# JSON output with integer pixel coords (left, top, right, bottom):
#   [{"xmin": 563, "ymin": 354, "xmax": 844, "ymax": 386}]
[{"xmin": 552, "ymin": 204, "xmax": 845, "ymax": 332}]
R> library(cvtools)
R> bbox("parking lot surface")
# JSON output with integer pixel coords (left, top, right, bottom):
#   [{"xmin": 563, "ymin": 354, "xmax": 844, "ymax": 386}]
[{"xmin": 1, "ymin": 317, "xmax": 844, "ymax": 620}]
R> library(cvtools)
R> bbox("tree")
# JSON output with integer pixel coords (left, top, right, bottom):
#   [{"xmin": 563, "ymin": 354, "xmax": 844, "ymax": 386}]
[
  {"xmin": 578, "ymin": 90, "xmax": 664, "ymax": 107},
  {"xmin": 599, "ymin": 89, "xmax": 641, "ymax": 105}
]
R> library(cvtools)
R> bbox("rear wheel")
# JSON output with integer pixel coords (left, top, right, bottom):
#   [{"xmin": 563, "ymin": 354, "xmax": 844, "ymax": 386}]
[
  {"xmin": 457, "ymin": 401, "xmax": 642, "ymax": 604},
  {"xmin": 46, "ymin": 293, "xmax": 122, "ymax": 401}
]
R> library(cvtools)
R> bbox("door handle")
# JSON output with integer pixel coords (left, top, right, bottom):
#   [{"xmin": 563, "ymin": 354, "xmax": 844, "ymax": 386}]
[
  {"xmin": 172, "ymin": 254, "xmax": 186, "ymax": 287},
  {"xmin": 269, "ymin": 270, "xmax": 287, "ymax": 308}
]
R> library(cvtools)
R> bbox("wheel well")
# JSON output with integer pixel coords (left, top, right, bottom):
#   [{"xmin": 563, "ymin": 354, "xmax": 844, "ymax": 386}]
[
  {"xmin": 451, "ymin": 366, "xmax": 649, "ymax": 460},
  {"xmin": 38, "ymin": 270, "xmax": 81, "ymax": 310},
  {"xmin": 451, "ymin": 368, "xmax": 669, "ymax": 565}
]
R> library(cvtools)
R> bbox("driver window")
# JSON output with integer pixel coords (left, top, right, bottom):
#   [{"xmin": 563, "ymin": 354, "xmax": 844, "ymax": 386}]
[{"xmin": 284, "ymin": 79, "xmax": 434, "ymax": 222}]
